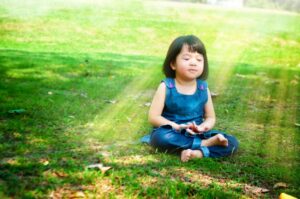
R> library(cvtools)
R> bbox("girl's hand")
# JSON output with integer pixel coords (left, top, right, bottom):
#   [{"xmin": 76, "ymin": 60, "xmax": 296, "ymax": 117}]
[
  {"xmin": 177, "ymin": 123, "xmax": 191, "ymax": 131},
  {"xmin": 187, "ymin": 122, "xmax": 209, "ymax": 134},
  {"xmin": 173, "ymin": 123, "xmax": 192, "ymax": 132},
  {"xmin": 196, "ymin": 124, "xmax": 209, "ymax": 133},
  {"xmin": 187, "ymin": 122, "xmax": 202, "ymax": 134}
]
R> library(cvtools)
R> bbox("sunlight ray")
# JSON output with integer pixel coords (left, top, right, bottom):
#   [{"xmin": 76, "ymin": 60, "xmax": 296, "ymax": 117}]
[
  {"xmin": 263, "ymin": 69, "xmax": 298, "ymax": 170},
  {"xmin": 83, "ymin": 65, "xmax": 159, "ymax": 143},
  {"xmin": 209, "ymin": 31, "xmax": 252, "ymax": 93}
]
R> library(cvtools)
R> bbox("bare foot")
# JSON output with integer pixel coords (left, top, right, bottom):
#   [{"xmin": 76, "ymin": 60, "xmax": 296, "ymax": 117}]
[
  {"xmin": 181, "ymin": 149, "xmax": 192, "ymax": 162},
  {"xmin": 190, "ymin": 150, "xmax": 203, "ymax": 159},
  {"xmin": 217, "ymin": 134, "xmax": 228, "ymax": 147},
  {"xmin": 181, "ymin": 149, "xmax": 203, "ymax": 162},
  {"xmin": 202, "ymin": 134, "xmax": 229, "ymax": 147}
]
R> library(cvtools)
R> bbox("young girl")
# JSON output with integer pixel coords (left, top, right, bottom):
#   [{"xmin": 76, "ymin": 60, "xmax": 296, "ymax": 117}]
[{"xmin": 148, "ymin": 35, "xmax": 239, "ymax": 162}]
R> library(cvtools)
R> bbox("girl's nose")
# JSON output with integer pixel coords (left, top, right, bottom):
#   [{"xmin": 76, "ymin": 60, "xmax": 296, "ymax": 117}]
[{"xmin": 190, "ymin": 59, "xmax": 197, "ymax": 66}]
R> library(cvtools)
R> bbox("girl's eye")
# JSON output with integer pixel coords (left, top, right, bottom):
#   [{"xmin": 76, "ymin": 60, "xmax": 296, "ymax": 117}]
[
  {"xmin": 183, "ymin": 58, "xmax": 189, "ymax": 61},
  {"xmin": 197, "ymin": 59, "xmax": 202, "ymax": 62}
]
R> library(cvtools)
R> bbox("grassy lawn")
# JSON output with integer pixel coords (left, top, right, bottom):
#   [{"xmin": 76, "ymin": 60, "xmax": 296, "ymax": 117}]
[{"xmin": 0, "ymin": 0, "xmax": 299, "ymax": 198}]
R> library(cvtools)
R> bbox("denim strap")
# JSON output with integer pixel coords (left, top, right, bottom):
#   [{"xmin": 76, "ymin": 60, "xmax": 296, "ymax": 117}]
[
  {"xmin": 197, "ymin": 80, "xmax": 208, "ymax": 91},
  {"xmin": 162, "ymin": 78, "xmax": 175, "ymax": 89}
]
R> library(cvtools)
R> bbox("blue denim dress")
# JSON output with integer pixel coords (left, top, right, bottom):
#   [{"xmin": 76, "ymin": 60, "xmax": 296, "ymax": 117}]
[{"xmin": 149, "ymin": 78, "xmax": 239, "ymax": 158}]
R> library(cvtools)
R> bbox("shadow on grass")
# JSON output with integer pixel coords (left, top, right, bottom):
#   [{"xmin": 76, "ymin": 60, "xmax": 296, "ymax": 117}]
[{"xmin": 0, "ymin": 49, "xmax": 161, "ymax": 198}]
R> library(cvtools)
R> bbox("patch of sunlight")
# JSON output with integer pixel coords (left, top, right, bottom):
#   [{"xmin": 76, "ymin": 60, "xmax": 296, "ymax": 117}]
[
  {"xmin": 83, "ymin": 66, "xmax": 159, "ymax": 143},
  {"xmin": 0, "ymin": 157, "xmax": 20, "ymax": 166},
  {"xmin": 263, "ymin": 69, "xmax": 296, "ymax": 172},
  {"xmin": 50, "ymin": 178, "xmax": 122, "ymax": 199},
  {"xmin": 137, "ymin": 175, "xmax": 159, "ymax": 188},
  {"xmin": 27, "ymin": 137, "xmax": 47, "ymax": 145},
  {"xmin": 91, "ymin": 178, "xmax": 120, "ymax": 198},
  {"xmin": 171, "ymin": 168, "xmax": 264, "ymax": 198},
  {"xmin": 7, "ymin": 68, "xmax": 68, "ymax": 81},
  {"xmin": 209, "ymin": 31, "xmax": 252, "ymax": 92},
  {"xmin": 112, "ymin": 154, "xmax": 161, "ymax": 166},
  {"xmin": 102, "ymin": 165, "xmax": 265, "ymax": 198}
]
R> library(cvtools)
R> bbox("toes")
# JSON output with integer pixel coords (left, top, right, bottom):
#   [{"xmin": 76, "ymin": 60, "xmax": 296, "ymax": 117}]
[
  {"xmin": 220, "ymin": 137, "xmax": 229, "ymax": 147},
  {"xmin": 181, "ymin": 150, "xmax": 186, "ymax": 162},
  {"xmin": 181, "ymin": 149, "xmax": 192, "ymax": 162},
  {"xmin": 216, "ymin": 134, "xmax": 229, "ymax": 147},
  {"xmin": 217, "ymin": 134, "xmax": 225, "ymax": 140},
  {"xmin": 224, "ymin": 139, "xmax": 229, "ymax": 147}
]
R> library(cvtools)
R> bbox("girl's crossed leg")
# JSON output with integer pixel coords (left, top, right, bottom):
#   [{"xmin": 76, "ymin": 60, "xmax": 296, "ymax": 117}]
[{"xmin": 181, "ymin": 134, "xmax": 228, "ymax": 162}]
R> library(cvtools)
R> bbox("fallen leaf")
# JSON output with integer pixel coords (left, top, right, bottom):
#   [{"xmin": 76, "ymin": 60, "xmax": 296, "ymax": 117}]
[
  {"xmin": 256, "ymin": 72, "xmax": 266, "ymax": 76},
  {"xmin": 54, "ymin": 171, "xmax": 68, "ymax": 178},
  {"xmin": 86, "ymin": 163, "xmax": 111, "ymax": 174},
  {"xmin": 126, "ymin": 117, "xmax": 132, "ymax": 122},
  {"xmin": 290, "ymin": 80, "xmax": 298, "ymax": 85},
  {"xmin": 244, "ymin": 185, "xmax": 269, "ymax": 196},
  {"xmin": 1, "ymin": 158, "xmax": 18, "ymax": 165},
  {"xmin": 13, "ymin": 132, "xmax": 22, "ymax": 139},
  {"xmin": 260, "ymin": 188, "xmax": 270, "ymax": 193},
  {"xmin": 8, "ymin": 109, "xmax": 26, "ymax": 114},
  {"xmin": 80, "ymin": 93, "xmax": 88, "ymax": 98},
  {"xmin": 99, "ymin": 151, "xmax": 110, "ymax": 157},
  {"xmin": 236, "ymin": 73, "xmax": 246, "ymax": 78},
  {"xmin": 39, "ymin": 158, "xmax": 49, "ymax": 166},
  {"xmin": 265, "ymin": 79, "xmax": 280, "ymax": 85},
  {"xmin": 43, "ymin": 170, "xmax": 53, "ymax": 177},
  {"xmin": 43, "ymin": 170, "xmax": 68, "ymax": 178},
  {"xmin": 273, "ymin": 182, "xmax": 288, "ymax": 189},
  {"xmin": 104, "ymin": 100, "xmax": 117, "ymax": 104},
  {"xmin": 70, "ymin": 191, "xmax": 85, "ymax": 198},
  {"xmin": 100, "ymin": 166, "xmax": 111, "ymax": 174},
  {"xmin": 144, "ymin": 102, "xmax": 151, "ymax": 107},
  {"xmin": 210, "ymin": 92, "xmax": 219, "ymax": 98},
  {"xmin": 48, "ymin": 91, "xmax": 53, "ymax": 95},
  {"xmin": 49, "ymin": 191, "xmax": 55, "ymax": 198}
]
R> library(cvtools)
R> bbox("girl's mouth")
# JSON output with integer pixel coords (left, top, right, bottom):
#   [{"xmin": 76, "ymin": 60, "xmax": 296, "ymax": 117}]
[{"xmin": 188, "ymin": 69, "xmax": 198, "ymax": 73}]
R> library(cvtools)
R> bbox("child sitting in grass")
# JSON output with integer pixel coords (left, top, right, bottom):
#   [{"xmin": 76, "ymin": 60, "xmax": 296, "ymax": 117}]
[{"xmin": 148, "ymin": 35, "xmax": 239, "ymax": 162}]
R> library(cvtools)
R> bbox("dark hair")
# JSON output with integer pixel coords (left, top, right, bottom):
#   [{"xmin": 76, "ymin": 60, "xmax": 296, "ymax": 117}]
[{"xmin": 163, "ymin": 35, "xmax": 208, "ymax": 80}]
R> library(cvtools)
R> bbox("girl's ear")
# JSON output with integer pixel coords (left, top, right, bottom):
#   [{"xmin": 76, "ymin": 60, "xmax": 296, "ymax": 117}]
[{"xmin": 170, "ymin": 62, "xmax": 176, "ymax": 70}]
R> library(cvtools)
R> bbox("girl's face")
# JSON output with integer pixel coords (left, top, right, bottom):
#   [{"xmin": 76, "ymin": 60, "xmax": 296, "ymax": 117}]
[{"xmin": 170, "ymin": 44, "xmax": 204, "ymax": 81}]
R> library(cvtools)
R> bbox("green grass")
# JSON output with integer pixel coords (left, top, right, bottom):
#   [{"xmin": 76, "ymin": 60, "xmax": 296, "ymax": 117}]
[{"xmin": 0, "ymin": 0, "xmax": 300, "ymax": 198}]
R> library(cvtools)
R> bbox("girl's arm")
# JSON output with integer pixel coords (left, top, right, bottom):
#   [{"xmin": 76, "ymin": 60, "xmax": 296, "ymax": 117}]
[
  {"xmin": 197, "ymin": 88, "xmax": 216, "ymax": 132},
  {"xmin": 148, "ymin": 82, "xmax": 181, "ymax": 130}
]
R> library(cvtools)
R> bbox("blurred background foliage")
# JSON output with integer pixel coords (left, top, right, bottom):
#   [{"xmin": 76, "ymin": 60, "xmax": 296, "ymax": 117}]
[{"xmin": 173, "ymin": 0, "xmax": 300, "ymax": 12}]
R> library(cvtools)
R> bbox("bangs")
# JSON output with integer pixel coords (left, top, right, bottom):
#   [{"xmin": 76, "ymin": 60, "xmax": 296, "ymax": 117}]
[{"xmin": 186, "ymin": 42, "xmax": 205, "ymax": 55}]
